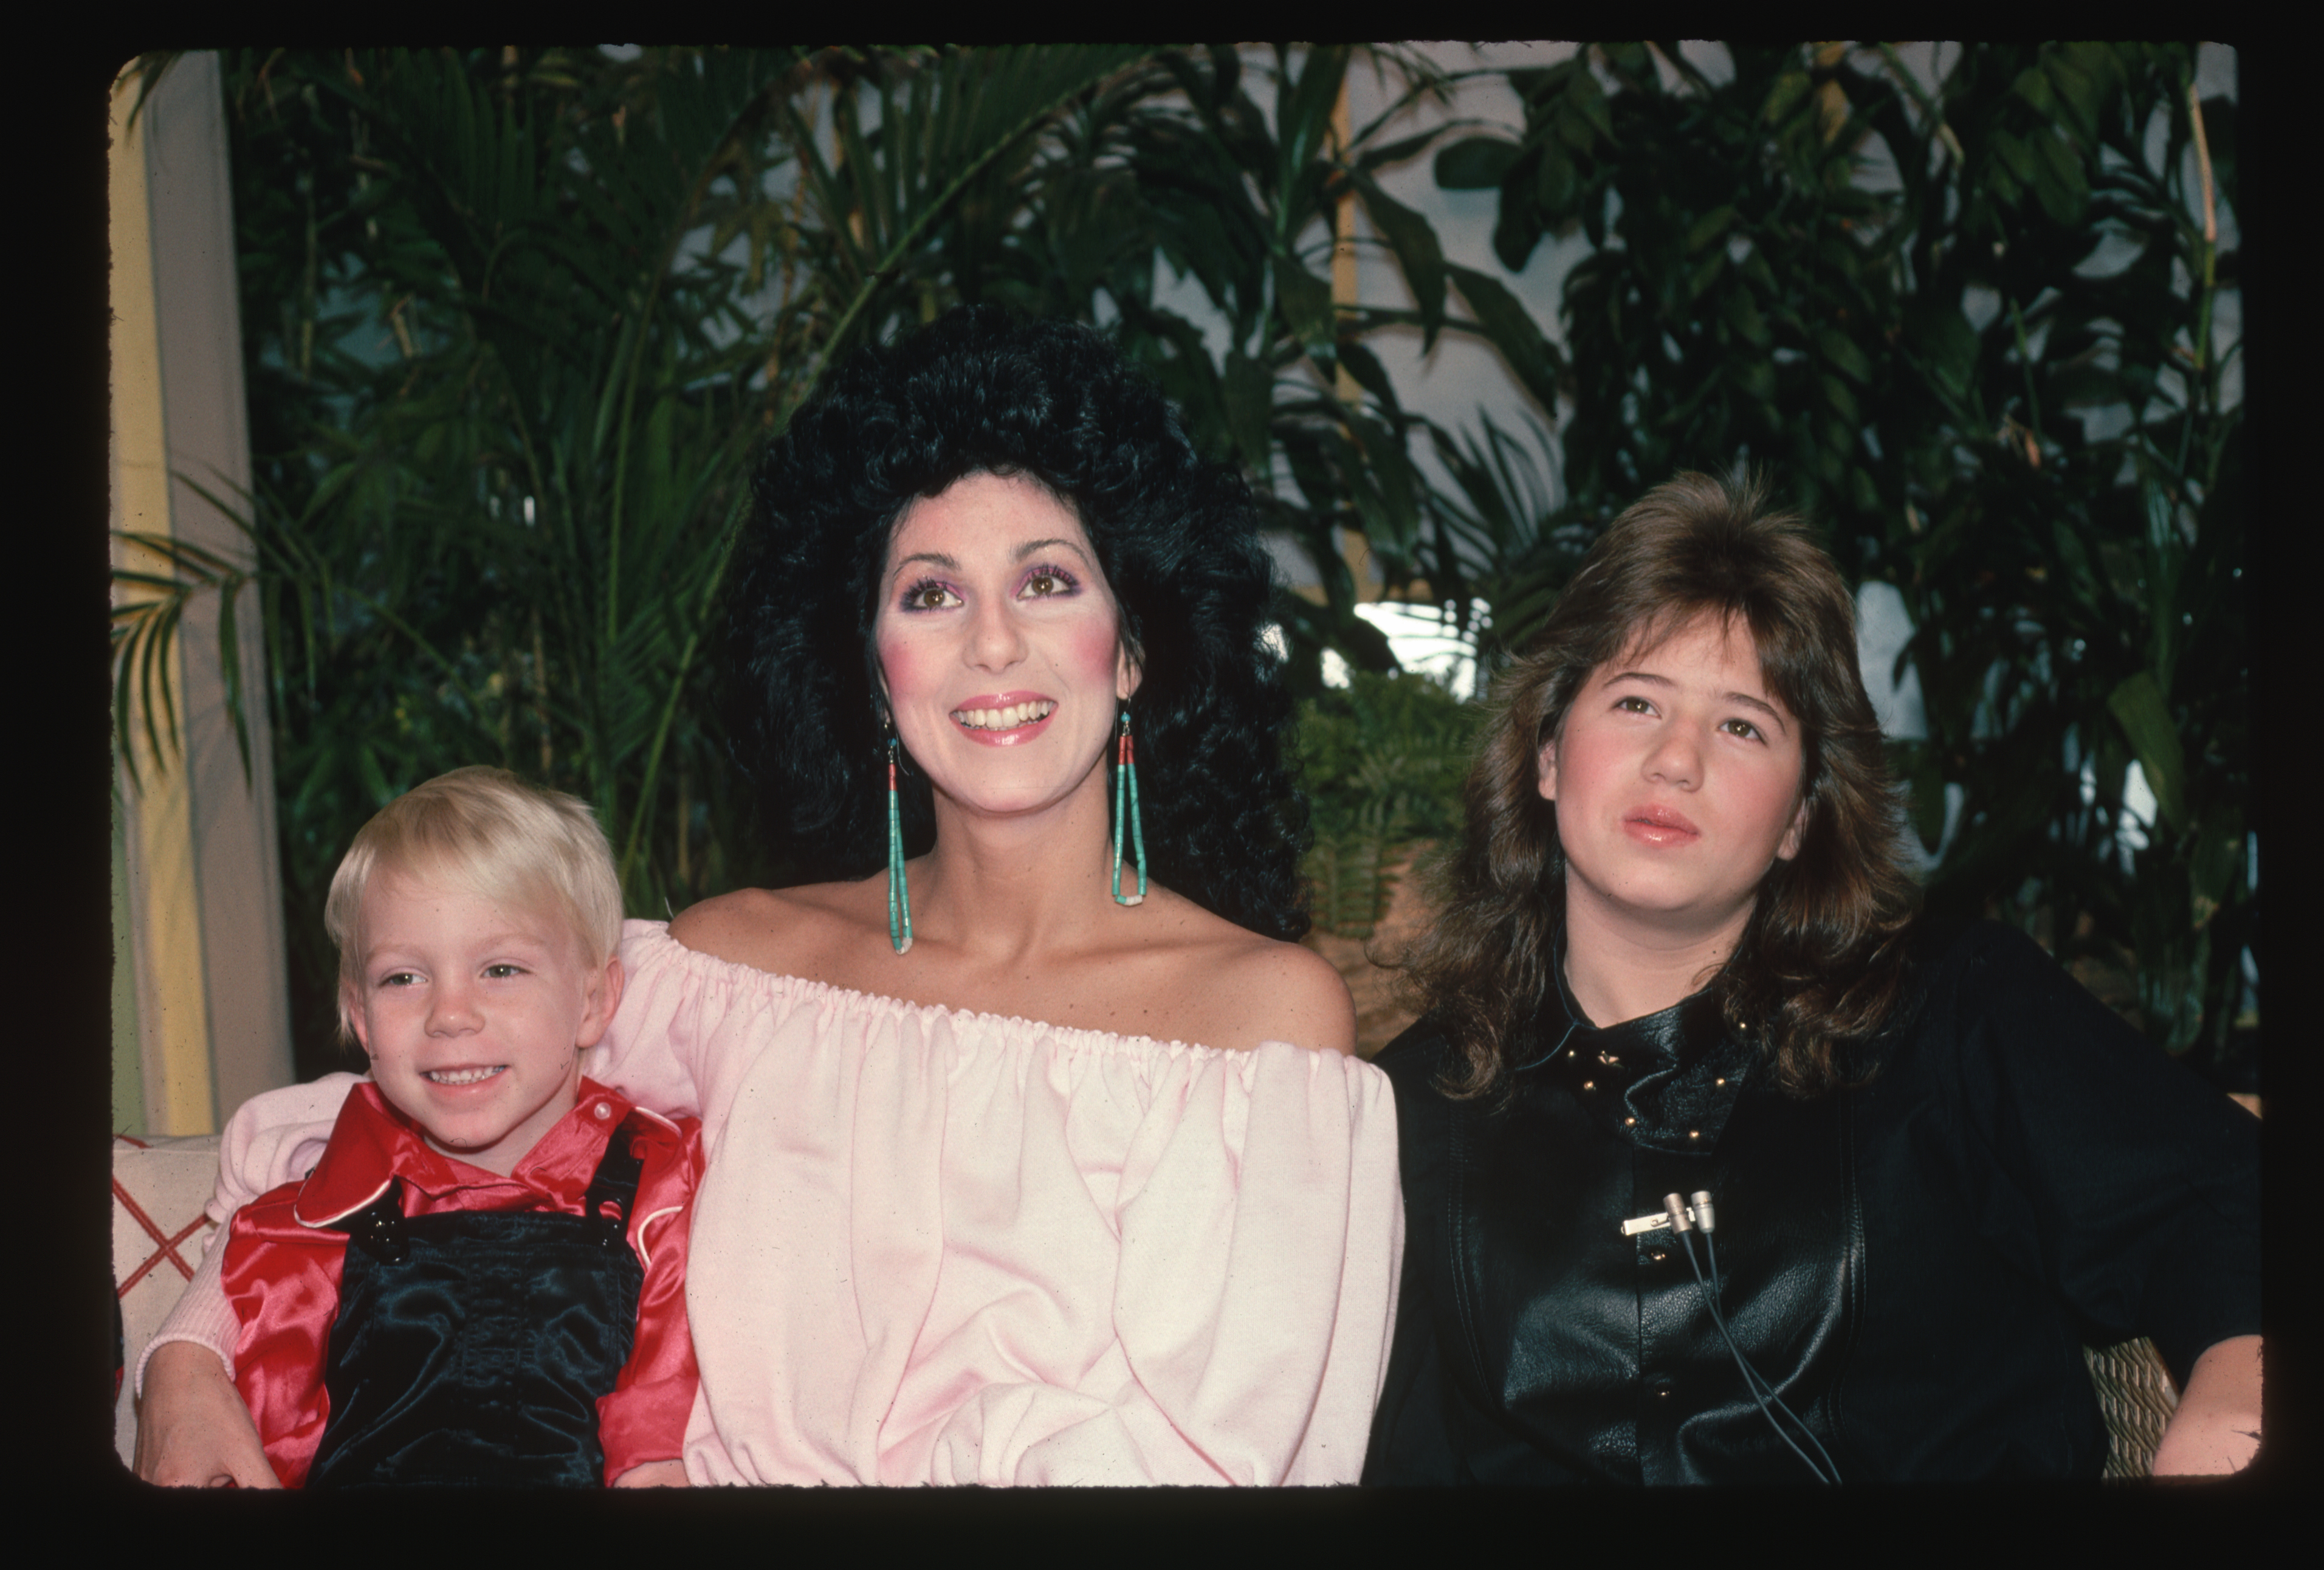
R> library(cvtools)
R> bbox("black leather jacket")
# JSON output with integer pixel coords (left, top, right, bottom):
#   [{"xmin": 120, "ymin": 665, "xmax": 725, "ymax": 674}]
[{"xmin": 1363, "ymin": 920, "xmax": 2261, "ymax": 1483}]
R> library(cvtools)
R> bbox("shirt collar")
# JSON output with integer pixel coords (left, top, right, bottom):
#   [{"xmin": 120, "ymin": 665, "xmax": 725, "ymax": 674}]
[
  {"xmin": 292, "ymin": 1077, "xmax": 634, "ymax": 1227},
  {"xmin": 1521, "ymin": 928, "xmax": 1753, "ymax": 1153}
]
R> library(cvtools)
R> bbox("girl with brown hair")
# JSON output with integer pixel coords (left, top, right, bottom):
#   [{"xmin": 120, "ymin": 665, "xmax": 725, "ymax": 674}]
[{"xmin": 1363, "ymin": 473, "xmax": 2260, "ymax": 1482}]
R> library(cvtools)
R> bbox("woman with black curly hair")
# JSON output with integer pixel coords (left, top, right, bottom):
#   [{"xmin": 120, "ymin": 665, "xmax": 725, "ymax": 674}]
[
  {"xmin": 1362, "ymin": 473, "xmax": 2260, "ymax": 1482},
  {"xmin": 136, "ymin": 308, "xmax": 1401, "ymax": 1487}
]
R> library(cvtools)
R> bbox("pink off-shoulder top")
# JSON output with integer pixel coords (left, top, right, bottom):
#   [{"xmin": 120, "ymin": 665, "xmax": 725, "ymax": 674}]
[{"xmin": 147, "ymin": 920, "xmax": 1404, "ymax": 1486}]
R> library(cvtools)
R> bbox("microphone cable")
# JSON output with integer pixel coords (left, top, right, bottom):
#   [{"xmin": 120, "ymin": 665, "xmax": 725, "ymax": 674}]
[{"xmin": 1663, "ymin": 1191, "xmax": 1842, "ymax": 1485}]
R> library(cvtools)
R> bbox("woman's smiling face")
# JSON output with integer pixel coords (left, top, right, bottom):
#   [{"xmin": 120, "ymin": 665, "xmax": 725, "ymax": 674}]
[
  {"xmin": 1538, "ymin": 613, "xmax": 1810, "ymax": 942},
  {"xmin": 874, "ymin": 471, "xmax": 1138, "ymax": 819}
]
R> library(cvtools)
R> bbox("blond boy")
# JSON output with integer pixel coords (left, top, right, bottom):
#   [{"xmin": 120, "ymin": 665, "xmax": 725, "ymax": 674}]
[{"xmin": 217, "ymin": 768, "xmax": 698, "ymax": 1487}]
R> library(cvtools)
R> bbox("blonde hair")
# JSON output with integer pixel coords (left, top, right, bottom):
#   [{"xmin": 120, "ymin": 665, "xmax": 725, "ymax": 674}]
[{"xmin": 325, "ymin": 766, "xmax": 623, "ymax": 1041}]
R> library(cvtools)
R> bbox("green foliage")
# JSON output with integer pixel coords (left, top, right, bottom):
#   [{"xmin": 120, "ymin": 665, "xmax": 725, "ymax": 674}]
[
  {"xmin": 1440, "ymin": 43, "xmax": 2250, "ymax": 1063},
  {"xmin": 112, "ymin": 45, "xmax": 1507, "ymax": 1073},
  {"xmin": 1295, "ymin": 670, "xmax": 1483, "ymax": 937},
  {"xmin": 111, "ymin": 44, "xmax": 2252, "ymax": 1078}
]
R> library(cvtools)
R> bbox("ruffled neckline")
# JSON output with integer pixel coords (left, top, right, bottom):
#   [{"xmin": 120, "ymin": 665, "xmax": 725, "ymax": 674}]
[{"xmin": 627, "ymin": 918, "xmax": 1243, "ymax": 1061}]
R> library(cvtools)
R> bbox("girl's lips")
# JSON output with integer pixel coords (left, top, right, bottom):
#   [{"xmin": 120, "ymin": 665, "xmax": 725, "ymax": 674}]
[{"xmin": 1623, "ymin": 805, "xmax": 1700, "ymax": 845}]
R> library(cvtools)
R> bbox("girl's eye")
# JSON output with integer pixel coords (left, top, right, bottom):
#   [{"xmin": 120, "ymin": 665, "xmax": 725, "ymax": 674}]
[
  {"xmin": 901, "ymin": 580, "xmax": 959, "ymax": 611},
  {"xmin": 1722, "ymin": 718, "xmax": 1765, "ymax": 742},
  {"xmin": 1614, "ymin": 695, "xmax": 1654, "ymax": 714},
  {"xmin": 1020, "ymin": 566, "xmax": 1078, "ymax": 598}
]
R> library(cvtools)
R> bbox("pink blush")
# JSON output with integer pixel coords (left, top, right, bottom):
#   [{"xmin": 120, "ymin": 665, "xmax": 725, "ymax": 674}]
[
  {"xmin": 876, "ymin": 637, "xmax": 927, "ymax": 702},
  {"xmin": 1060, "ymin": 622, "xmax": 1124, "ymax": 687}
]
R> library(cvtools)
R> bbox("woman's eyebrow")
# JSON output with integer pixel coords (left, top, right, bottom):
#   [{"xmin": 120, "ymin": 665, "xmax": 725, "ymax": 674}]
[{"xmin": 891, "ymin": 539, "xmax": 1088, "ymax": 579}]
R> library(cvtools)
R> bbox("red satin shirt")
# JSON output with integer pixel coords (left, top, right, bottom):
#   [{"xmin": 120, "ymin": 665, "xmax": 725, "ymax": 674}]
[{"xmin": 222, "ymin": 1078, "xmax": 702, "ymax": 1486}]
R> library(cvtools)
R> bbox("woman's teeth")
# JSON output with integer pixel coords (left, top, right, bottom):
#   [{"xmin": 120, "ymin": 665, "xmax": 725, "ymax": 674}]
[
  {"xmin": 953, "ymin": 701, "xmax": 1055, "ymax": 731},
  {"xmin": 425, "ymin": 1066, "xmax": 505, "ymax": 1086}
]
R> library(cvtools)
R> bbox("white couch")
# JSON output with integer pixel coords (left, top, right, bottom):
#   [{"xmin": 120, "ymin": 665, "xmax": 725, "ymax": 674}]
[
  {"xmin": 110, "ymin": 1132, "xmax": 2180, "ymax": 1478},
  {"xmin": 111, "ymin": 1133, "xmax": 224, "ymax": 1469}
]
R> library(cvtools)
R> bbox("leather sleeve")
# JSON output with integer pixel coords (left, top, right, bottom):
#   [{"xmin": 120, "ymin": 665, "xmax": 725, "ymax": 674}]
[
  {"xmin": 1910, "ymin": 923, "xmax": 2262, "ymax": 1388},
  {"xmin": 1363, "ymin": 1028, "xmax": 1454, "ymax": 1482}
]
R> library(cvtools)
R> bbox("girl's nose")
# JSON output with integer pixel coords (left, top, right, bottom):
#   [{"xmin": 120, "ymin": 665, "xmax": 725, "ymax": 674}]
[{"xmin": 1645, "ymin": 728, "xmax": 1701, "ymax": 788}]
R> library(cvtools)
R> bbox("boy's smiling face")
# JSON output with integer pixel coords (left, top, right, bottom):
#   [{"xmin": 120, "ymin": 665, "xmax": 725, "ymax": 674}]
[{"xmin": 343, "ymin": 868, "xmax": 622, "ymax": 1176}]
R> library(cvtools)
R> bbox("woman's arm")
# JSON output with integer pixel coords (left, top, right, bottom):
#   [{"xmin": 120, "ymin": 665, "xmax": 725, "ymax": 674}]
[
  {"xmin": 131, "ymin": 1075, "xmax": 358, "ymax": 1484},
  {"xmin": 132, "ymin": 1075, "xmax": 359, "ymax": 1405},
  {"xmin": 134, "ymin": 1341, "xmax": 279, "ymax": 1488},
  {"xmin": 1929, "ymin": 926, "xmax": 2260, "ymax": 1473},
  {"xmin": 2151, "ymin": 1334, "xmax": 2262, "ymax": 1476}
]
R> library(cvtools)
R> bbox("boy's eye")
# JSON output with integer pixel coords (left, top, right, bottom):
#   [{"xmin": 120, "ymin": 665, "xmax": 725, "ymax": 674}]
[
  {"xmin": 1722, "ymin": 718, "xmax": 1764, "ymax": 741},
  {"xmin": 483, "ymin": 963, "xmax": 526, "ymax": 979},
  {"xmin": 1614, "ymin": 695, "xmax": 1653, "ymax": 714},
  {"xmin": 378, "ymin": 971, "xmax": 420, "ymax": 988}
]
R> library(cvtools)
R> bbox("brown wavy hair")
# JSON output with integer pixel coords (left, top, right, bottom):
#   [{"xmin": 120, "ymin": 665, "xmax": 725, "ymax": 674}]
[{"xmin": 1404, "ymin": 472, "xmax": 1920, "ymax": 1099}]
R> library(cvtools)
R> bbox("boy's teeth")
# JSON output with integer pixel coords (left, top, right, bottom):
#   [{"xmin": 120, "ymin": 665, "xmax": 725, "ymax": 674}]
[{"xmin": 426, "ymin": 1066, "xmax": 504, "ymax": 1086}]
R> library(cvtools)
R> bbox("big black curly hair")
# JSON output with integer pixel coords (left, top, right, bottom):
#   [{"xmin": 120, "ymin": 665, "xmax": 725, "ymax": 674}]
[{"xmin": 724, "ymin": 305, "xmax": 1311, "ymax": 942}]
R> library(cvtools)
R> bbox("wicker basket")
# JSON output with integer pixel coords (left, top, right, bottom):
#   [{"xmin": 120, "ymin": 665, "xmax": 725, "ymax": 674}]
[{"xmin": 2084, "ymin": 1337, "xmax": 2179, "ymax": 1479}]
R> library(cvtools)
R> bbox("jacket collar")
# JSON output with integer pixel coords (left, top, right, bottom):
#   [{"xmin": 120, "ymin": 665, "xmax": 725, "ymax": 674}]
[
  {"xmin": 1520, "ymin": 928, "xmax": 1753, "ymax": 1154},
  {"xmin": 291, "ymin": 1077, "xmax": 634, "ymax": 1227}
]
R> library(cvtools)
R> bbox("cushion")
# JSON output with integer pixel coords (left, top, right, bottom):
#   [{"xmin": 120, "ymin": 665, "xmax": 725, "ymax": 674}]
[{"xmin": 112, "ymin": 1134, "xmax": 222, "ymax": 1467}]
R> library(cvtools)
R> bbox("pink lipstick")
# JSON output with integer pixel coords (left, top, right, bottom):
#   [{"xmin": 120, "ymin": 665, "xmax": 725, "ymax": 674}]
[{"xmin": 948, "ymin": 692, "xmax": 1057, "ymax": 746}]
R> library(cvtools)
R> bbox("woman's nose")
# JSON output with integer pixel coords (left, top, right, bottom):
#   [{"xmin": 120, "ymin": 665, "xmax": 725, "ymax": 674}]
[{"xmin": 966, "ymin": 596, "xmax": 1028, "ymax": 670}]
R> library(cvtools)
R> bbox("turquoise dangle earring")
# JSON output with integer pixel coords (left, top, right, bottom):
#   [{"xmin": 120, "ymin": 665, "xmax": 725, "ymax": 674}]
[
  {"xmin": 1111, "ymin": 711, "xmax": 1147, "ymax": 906},
  {"xmin": 886, "ymin": 731, "xmax": 913, "ymax": 954}
]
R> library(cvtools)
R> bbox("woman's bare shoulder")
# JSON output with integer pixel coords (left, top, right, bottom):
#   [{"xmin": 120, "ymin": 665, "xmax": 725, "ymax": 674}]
[
  {"xmin": 667, "ymin": 880, "xmax": 878, "ymax": 982},
  {"xmin": 1152, "ymin": 900, "xmax": 1356, "ymax": 1056}
]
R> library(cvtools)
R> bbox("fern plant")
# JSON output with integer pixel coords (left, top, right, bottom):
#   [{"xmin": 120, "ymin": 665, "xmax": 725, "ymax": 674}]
[
  {"xmin": 112, "ymin": 46, "xmax": 1520, "ymax": 1073},
  {"xmin": 1294, "ymin": 669, "xmax": 1483, "ymax": 938}
]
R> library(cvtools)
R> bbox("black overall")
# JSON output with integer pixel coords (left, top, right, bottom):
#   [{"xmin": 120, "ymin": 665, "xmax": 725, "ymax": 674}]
[{"xmin": 306, "ymin": 1115, "xmax": 648, "ymax": 1489}]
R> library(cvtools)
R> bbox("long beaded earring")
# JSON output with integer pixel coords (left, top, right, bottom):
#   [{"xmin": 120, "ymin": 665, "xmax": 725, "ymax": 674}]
[
  {"xmin": 886, "ymin": 731, "xmax": 913, "ymax": 954},
  {"xmin": 1111, "ymin": 710, "xmax": 1147, "ymax": 906}
]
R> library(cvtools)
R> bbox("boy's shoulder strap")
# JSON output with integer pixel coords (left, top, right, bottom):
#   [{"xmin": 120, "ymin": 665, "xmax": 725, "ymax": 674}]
[
  {"xmin": 334, "ymin": 1176, "xmax": 409, "ymax": 1264},
  {"xmin": 581, "ymin": 1112, "xmax": 652, "ymax": 1246}
]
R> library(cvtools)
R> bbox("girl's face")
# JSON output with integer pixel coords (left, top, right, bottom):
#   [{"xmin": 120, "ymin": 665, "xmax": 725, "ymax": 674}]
[
  {"xmin": 1536, "ymin": 613, "xmax": 1810, "ymax": 943},
  {"xmin": 873, "ymin": 472, "xmax": 1138, "ymax": 822}
]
